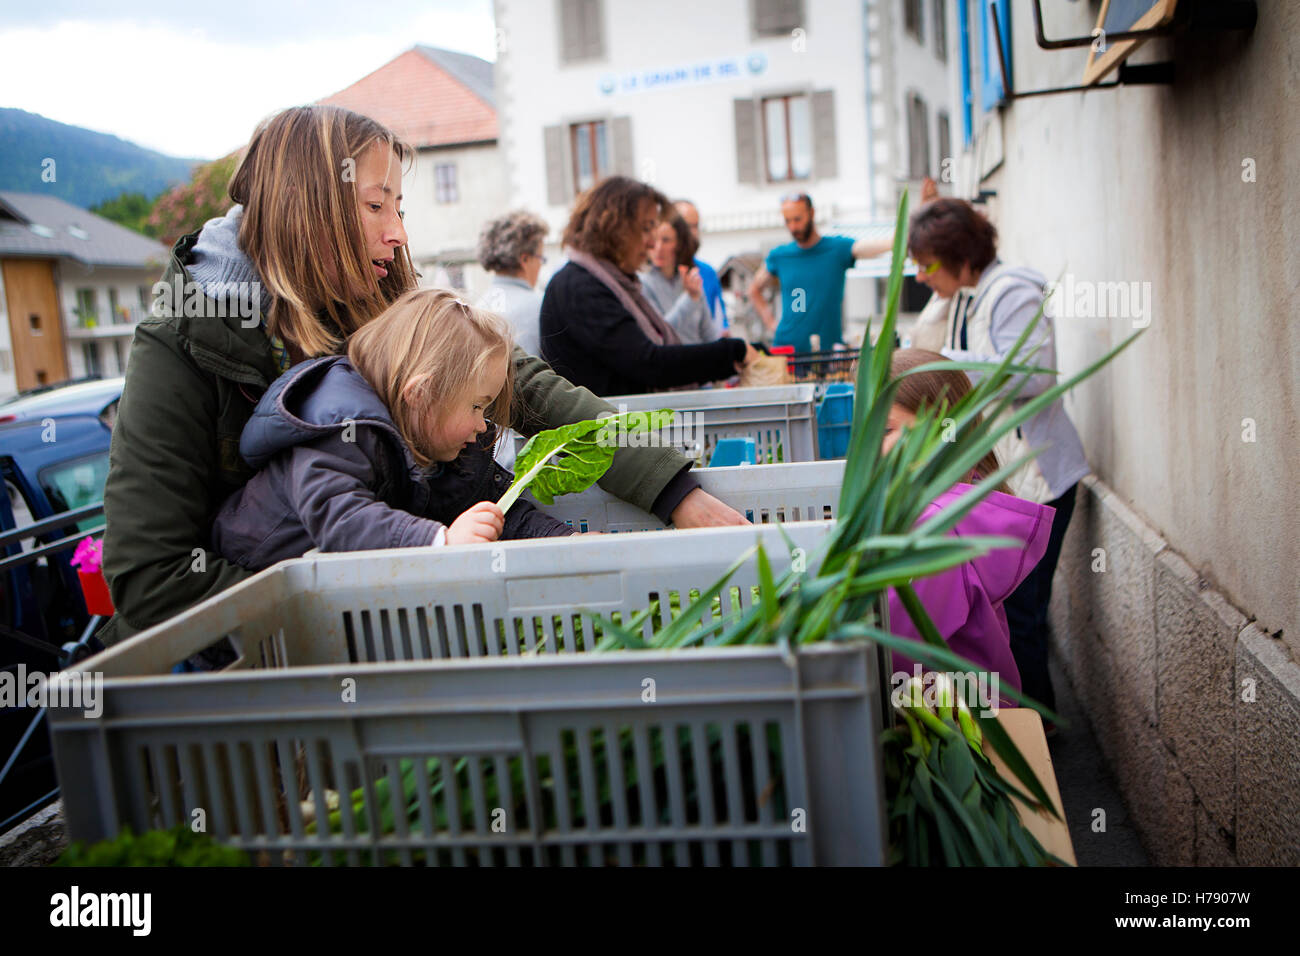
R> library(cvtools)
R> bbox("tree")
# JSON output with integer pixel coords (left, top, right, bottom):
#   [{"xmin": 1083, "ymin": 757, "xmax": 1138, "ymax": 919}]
[
  {"xmin": 146, "ymin": 153, "xmax": 239, "ymax": 249},
  {"xmin": 89, "ymin": 191, "xmax": 155, "ymax": 236}
]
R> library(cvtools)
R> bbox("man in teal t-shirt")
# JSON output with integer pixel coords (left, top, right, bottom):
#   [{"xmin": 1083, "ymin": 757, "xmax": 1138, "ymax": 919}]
[{"xmin": 748, "ymin": 193, "xmax": 892, "ymax": 352}]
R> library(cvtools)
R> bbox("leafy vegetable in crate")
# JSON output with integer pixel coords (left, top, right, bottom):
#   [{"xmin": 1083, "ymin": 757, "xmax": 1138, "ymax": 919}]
[
  {"xmin": 56, "ymin": 824, "xmax": 251, "ymax": 867},
  {"xmin": 885, "ymin": 675, "xmax": 1067, "ymax": 865},
  {"xmin": 582, "ymin": 189, "xmax": 1140, "ymax": 864},
  {"xmin": 304, "ymin": 192, "xmax": 1136, "ymax": 867},
  {"xmin": 497, "ymin": 409, "xmax": 674, "ymax": 512}
]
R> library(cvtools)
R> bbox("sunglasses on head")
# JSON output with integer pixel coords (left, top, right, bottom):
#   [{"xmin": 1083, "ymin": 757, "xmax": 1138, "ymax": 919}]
[{"xmin": 780, "ymin": 192, "xmax": 812, "ymax": 206}]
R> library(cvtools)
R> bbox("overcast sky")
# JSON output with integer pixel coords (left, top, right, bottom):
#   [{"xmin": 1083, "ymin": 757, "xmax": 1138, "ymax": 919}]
[{"xmin": 0, "ymin": 0, "xmax": 497, "ymax": 160}]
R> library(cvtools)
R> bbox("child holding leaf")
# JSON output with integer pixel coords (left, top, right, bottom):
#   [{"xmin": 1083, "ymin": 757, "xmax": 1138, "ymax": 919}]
[{"xmin": 212, "ymin": 289, "xmax": 578, "ymax": 571}]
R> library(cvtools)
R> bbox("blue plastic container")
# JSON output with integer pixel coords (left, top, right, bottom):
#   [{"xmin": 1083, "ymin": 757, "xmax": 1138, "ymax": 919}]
[
  {"xmin": 816, "ymin": 383, "xmax": 854, "ymax": 459},
  {"xmin": 709, "ymin": 436, "xmax": 758, "ymax": 467}
]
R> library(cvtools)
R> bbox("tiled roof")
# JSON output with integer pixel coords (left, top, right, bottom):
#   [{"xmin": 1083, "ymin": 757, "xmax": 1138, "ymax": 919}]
[
  {"xmin": 318, "ymin": 46, "xmax": 497, "ymax": 150},
  {"xmin": 415, "ymin": 46, "xmax": 495, "ymax": 107},
  {"xmin": 0, "ymin": 191, "xmax": 169, "ymax": 269}
]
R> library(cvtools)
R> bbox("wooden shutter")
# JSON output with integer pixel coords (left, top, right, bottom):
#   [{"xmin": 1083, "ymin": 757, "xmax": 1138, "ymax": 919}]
[
  {"xmin": 544, "ymin": 124, "xmax": 569, "ymax": 205},
  {"xmin": 937, "ymin": 110, "xmax": 951, "ymax": 172},
  {"xmin": 752, "ymin": 0, "xmax": 804, "ymax": 36},
  {"xmin": 906, "ymin": 93, "xmax": 931, "ymax": 179},
  {"xmin": 811, "ymin": 90, "xmax": 838, "ymax": 180},
  {"xmin": 733, "ymin": 98, "xmax": 759, "ymax": 185},
  {"xmin": 559, "ymin": 0, "xmax": 604, "ymax": 63},
  {"xmin": 611, "ymin": 116, "xmax": 634, "ymax": 177},
  {"xmin": 559, "ymin": 0, "xmax": 581, "ymax": 64},
  {"xmin": 583, "ymin": 0, "xmax": 605, "ymax": 59}
]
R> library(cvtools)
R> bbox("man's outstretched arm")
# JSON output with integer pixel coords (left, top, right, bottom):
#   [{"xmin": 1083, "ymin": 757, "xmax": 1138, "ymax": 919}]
[{"xmin": 748, "ymin": 266, "xmax": 779, "ymax": 333}]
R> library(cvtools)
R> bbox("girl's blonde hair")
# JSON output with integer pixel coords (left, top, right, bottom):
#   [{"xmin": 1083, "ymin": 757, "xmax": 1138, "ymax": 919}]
[
  {"xmin": 347, "ymin": 289, "xmax": 515, "ymax": 469},
  {"xmin": 230, "ymin": 105, "xmax": 419, "ymax": 358},
  {"xmin": 890, "ymin": 348, "xmax": 1010, "ymax": 494}
]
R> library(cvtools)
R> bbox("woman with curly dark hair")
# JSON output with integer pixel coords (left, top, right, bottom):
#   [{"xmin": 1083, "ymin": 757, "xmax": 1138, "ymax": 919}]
[{"xmin": 539, "ymin": 176, "xmax": 756, "ymax": 396}]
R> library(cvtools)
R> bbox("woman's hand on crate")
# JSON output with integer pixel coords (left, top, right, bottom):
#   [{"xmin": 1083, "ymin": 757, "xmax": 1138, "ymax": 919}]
[
  {"xmin": 446, "ymin": 501, "xmax": 505, "ymax": 545},
  {"xmin": 670, "ymin": 489, "xmax": 751, "ymax": 528}
]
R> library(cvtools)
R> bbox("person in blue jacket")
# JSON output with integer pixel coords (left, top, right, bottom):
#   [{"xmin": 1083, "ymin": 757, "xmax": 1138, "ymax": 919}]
[{"xmin": 674, "ymin": 199, "xmax": 728, "ymax": 332}]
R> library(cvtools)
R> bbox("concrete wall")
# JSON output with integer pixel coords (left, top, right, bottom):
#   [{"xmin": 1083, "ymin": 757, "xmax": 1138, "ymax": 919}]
[
  {"xmin": 972, "ymin": 1, "xmax": 1300, "ymax": 865},
  {"xmin": 1051, "ymin": 477, "xmax": 1300, "ymax": 865},
  {"xmin": 982, "ymin": 1, "xmax": 1298, "ymax": 655}
]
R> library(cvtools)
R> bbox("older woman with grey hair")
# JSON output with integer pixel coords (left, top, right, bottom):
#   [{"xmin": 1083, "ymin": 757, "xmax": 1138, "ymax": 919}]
[{"xmin": 476, "ymin": 210, "xmax": 550, "ymax": 357}]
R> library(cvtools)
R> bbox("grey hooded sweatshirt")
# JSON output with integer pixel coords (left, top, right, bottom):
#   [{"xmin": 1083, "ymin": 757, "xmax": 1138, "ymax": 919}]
[
  {"xmin": 211, "ymin": 355, "xmax": 572, "ymax": 572},
  {"xmin": 940, "ymin": 260, "xmax": 1090, "ymax": 502}
]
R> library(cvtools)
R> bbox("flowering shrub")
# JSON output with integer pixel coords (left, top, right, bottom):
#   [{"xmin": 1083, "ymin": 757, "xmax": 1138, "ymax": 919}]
[{"xmin": 146, "ymin": 153, "xmax": 239, "ymax": 249}]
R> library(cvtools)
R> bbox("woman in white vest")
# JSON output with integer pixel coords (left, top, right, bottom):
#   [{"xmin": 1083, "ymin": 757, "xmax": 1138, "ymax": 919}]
[{"xmin": 906, "ymin": 198, "xmax": 1088, "ymax": 726}]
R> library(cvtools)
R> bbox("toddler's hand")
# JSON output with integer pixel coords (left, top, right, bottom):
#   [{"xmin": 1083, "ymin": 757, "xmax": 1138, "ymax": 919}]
[{"xmin": 446, "ymin": 501, "xmax": 505, "ymax": 545}]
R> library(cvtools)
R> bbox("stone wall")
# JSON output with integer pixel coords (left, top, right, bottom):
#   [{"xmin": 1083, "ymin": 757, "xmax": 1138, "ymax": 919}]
[{"xmin": 1050, "ymin": 477, "xmax": 1300, "ymax": 866}]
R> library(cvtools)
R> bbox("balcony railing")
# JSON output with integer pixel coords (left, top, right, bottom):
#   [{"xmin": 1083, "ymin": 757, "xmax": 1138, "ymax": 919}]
[{"xmin": 65, "ymin": 306, "xmax": 150, "ymax": 337}]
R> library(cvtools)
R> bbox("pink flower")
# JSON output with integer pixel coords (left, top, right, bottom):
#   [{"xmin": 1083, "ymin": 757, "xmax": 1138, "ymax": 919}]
[{"xmin": 70, "ymin": 536, "xmax": 103, "ymax": 574}]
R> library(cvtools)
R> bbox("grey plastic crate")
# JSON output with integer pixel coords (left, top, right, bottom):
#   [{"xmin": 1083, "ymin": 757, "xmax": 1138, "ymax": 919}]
[
  {"xmin": 527, "ymin": 460, "xmax": 845, "ymax": 533},
  {"xmin": 49, "ymin": 523, "xmax": 887, "ymax": 865},
  {"xmin": 514, "ymin": 384, "xmax": 819, "ymax": 465}
]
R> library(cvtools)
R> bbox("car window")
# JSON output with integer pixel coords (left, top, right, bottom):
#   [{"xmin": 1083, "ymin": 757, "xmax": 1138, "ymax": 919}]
[
  {"xmin": 99, "ymin": 400, "xmax": 119, "ymax": 431},
  {"xmin": 39, "ymin": 452, "xmax": 109, "ymax": 533}
]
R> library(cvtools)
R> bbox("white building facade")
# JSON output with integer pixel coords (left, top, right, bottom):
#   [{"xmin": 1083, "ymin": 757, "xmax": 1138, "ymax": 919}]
[
  {"xmin": 494, "ymin": 0, "xmax": 875, "ymax": 277},
  {"xmin": 493, "ymin": 0, "xmax": 963, "ymax": 339}
]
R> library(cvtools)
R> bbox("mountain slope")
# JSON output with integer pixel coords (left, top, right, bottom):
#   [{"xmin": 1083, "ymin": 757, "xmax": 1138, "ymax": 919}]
[{"xmin": 0, "ymin": 108, "xmax": 201, "ymax": 209}]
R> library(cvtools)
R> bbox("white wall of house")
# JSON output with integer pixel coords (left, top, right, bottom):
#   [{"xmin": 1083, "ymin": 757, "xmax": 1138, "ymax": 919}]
[
  {"xmin": 865, "ymin": 0, "xmax": 958, "ymax": 216},
  {"xmin": 0, "ymin": 266, "xmax": 13, "ymax": 399},
  {"xmin": 57, "ymin": 265, "xmax": 158, "ymax": 380},
  {"xmin": 494, "ymin": 0, "xmax": 874, "ymax": 274},
  {"xmin": 404, "ymin": 142, "xmax": 508, "ymax": 300}
]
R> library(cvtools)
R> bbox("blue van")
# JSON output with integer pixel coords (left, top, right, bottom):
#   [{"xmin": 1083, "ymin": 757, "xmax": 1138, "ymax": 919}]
[{"xmin": 1, "ymin": 402, "xmax": 116, "ymax": 833}]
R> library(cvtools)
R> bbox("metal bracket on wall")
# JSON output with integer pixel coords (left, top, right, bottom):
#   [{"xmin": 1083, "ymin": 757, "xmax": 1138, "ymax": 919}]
[{"xmin": 990, "ymin": 0, "xmax": 1257, "ymax": 101}]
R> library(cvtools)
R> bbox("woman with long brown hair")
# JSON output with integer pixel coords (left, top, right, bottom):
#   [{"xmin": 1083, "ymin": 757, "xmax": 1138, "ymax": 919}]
[
  {"xmin": 539, "ymin": 176, "xmax": 757, "ymax": 396},
  {"xmin": 99, "ymin": 108, "xmax": 745, "ymax": 647}
]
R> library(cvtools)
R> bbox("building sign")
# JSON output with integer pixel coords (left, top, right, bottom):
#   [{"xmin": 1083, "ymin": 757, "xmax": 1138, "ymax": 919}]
[{"xmin": 599, "ymin": 52, "xmax": 767, "ymax": 96}]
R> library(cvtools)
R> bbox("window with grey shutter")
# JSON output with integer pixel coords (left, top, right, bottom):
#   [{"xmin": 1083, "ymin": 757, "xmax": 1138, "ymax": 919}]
[
  {"xmin": 811, "ymin": 90, "xmax": 837, "ymax": 180},
  {"xmin": 906, "ymin": 93, "xmax": 930, "ymax": 179},
  {"xmin": 733, "ymin": 98, "xmax": 759, "ymax": 185},
  {"xmin": 760, "ymin": 94, "xmax": 812, "ymax": 182},
  {"xmin": 751, "ymin": 0, "xmax": 804, "ymax": 37},
  {"xmin": 570, "ymin": 120, "xmax": 611, "ymax": 192},
  {"xmin": 558, "ymin": 0, "xmax": 605, "ymax": 64},
  {"xmin": 902, "ymin": 0, "xmax": 924, "ymax": 44},
  {"xmin": 611, "ymin": 116, "xmax": 634, "ymax": 177},
  {"xmin": 933, "ymin": 0, "xmax": 948, "ymax": 62},
  {"xmin": 434, "ymin": 163, "xmax": 459, "ymax": 203},
  {"xmin": 543, "ymin": 124, "xmax": 571, "ymax": 205}
]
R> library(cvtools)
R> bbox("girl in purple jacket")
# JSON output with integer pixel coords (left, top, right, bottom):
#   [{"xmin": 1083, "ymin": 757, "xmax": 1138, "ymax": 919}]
[{"xmin": 883, "ymin": 349, "xmax": 1055, "ymax": 707}]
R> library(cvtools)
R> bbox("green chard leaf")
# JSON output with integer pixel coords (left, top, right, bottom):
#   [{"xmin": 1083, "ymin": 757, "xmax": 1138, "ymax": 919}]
[{"xmin": 499, "ymin": 409, "xmax": 675, "ymax": 511}]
